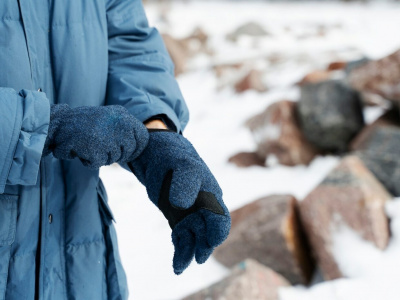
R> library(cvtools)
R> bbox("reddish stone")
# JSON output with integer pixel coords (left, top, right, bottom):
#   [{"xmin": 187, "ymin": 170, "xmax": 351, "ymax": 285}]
[
  {"xmin": 327, "ymin": 61, "xmax": 347, "ymax": 71},
  {"xmin": 349, "ymin": 49, "xmax": 400, "ymax": 106},
  {"xmin": 246, "ymin": 100, "xmax": 319, "ymax": 166},
  {"xmin": 213, "ymin": 195, "xmax": 315, "ymax": 285},
  {"xmin": 297, "ymin": 70, "xmax": 333, "ymax": 85},
  {"xmin": 228, "ymin": 151, "xmax": 265, "ymax": 168},
  {"xmin": 183, "ymin": 259, "xmax": 290, "ymax": 300},
  {"xmin": 235, "ymin": 70, "xmax": 267, "ymax": 93},
  {"xmin": 162, "ymin": 34, "xmax": 188, "ymax": 76},
  {"xmin": 299, "ymin": 156, "xmax": 391, "ymax": 280}
]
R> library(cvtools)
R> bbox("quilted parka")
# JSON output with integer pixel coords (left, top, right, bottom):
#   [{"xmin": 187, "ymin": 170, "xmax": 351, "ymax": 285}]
[{"xmin": 0, "ymin": 0, "xmax": 189, "ymax": 299}]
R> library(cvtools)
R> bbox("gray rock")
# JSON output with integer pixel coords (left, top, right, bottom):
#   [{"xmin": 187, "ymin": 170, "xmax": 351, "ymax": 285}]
[
  {"xmin": 351, "ymin": 112, "xmax": 400, "ymax": 196},
  {"xmin": 227, "ymin": 22, "xmax": 270, "ymax": 41},
  {"xmin": 344, "ymin": 57, "xmax": 370, "ymax": 75},
  {"xmin": 297, "ymin": 80, "xmax": 365, "ymax": 152}
]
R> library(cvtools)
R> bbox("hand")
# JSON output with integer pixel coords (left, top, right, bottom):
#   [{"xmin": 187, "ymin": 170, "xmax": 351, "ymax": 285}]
[
  {"xmin": 128, "ymin": 130, "xmax": 231, "ymax": 275},
  {"xmin": 43, "ymin": 104, "xmax": 149, "ymax": 169}
]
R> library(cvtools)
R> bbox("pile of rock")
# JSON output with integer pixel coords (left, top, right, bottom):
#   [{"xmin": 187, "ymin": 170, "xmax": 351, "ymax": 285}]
[{"xmin": 186, "ymin": 50, "xmax": 400, "ymax": 299}]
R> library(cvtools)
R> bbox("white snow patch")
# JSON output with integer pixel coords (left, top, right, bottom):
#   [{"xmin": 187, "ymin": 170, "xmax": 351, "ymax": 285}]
[{"xmin": 99, "ymin": 2, "xmax": 400, "ymax": 299}]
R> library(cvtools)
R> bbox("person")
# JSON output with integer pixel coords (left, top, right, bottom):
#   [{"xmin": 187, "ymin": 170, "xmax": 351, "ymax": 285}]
[{"xmin": 0, "ymin": 1, "xmax": 231, "ymax": 299}]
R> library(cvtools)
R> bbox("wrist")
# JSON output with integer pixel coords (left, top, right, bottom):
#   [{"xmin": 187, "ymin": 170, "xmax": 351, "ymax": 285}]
[{"xmin": 144, "ymin": 119, "xmax": 168, "ymax": 130}]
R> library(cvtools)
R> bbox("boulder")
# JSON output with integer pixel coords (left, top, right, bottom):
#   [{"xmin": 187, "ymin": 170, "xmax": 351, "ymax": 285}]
[
  {"xmin": 297, "ymin": 80, "xmax": 365, "ymax": 152},
  {"xmin": 297, "ymin": 70, "xmax": 334, "ymax": 86},
  {"xmin": 344, "ymin": 57, "xmax": 370, "ymax": 75},
  {"xmin": 348, "ymin": 50, "xmax": 400, "ymax": 107},
  {"xmin": 327, "ymin": 61, "xmax": 347, "ymax": 71},
  {"xmin": 246, "ymin": 100, "xmax": 319, "ymax": 166},
  {"xmin": 162, "ymin": 34, "xmax": 188, "ymax": 76},
  {"xmin": 228, "ymin": 151, "xmax": 265, "ymax": 168},
  {"xmin": 213, "ymin": 195, "xmax": 315, "ymax": 285},
  {"xmin": 351, "ymin": 109, "xmax": 400, "ymax": 196},
  {"xmin": 227, "ymin": 22, "xmax": 270, "ymax": 42},
  {"xmin": 299, "ymin": 156, "xmax": 391, "ymax": 280},
  {"xmin": 235, "ymin": 69, "xmax": 267, "ymax": 93},
  {"xmin": 182, "ymin": 259, "xmax": 290, "ymax": 300},
  {"xmin": 162, "ymin": 28, "xmax": 210, "ymax": 76}
]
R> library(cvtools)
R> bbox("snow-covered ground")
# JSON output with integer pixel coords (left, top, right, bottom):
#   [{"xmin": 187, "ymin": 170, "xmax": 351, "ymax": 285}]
[{"xmin": 100, "ymin": 1, "xmax": 400, "ymax": 299}]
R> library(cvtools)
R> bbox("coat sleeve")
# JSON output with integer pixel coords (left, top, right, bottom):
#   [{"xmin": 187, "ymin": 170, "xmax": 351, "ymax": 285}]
[
  {"xmin": 105, "ymin": 0, "xmax": 190, "ymax": 133},
  {"xmin": 0, "ymin": 88, "xmax": 50, "ymax": 194}
]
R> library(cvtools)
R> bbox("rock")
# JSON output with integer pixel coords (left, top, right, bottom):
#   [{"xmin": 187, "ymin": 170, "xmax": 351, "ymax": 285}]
[
  {"xmin": 297, "ymin": 70, "xmax": 333, "ymax": 85},
  {"xmin": 234, "ymin": 70, "xmax": 267, "ymax": 93},
  {"xmin": 162, "ymin": 34, "xmax": 188, "ymax": 76},
  {"xmin": 162, "ymin": 28, "xmax": 211, "ymax": 76},
  {"xmin": 246, "ymin": 100, "xmax": 319, "ymax": 166},
  {"xmin": 351, "ymin": 110, "xmax": 400, "ymax": 196},
  {"xmin": 327, "ymin": 61, "xmax": 347, "ymax": 71},
  {"xmin": 297, "ymin": 80, "xmax": 365, "ymax": 152},
  {"xmin": 227, "ymin": 22, "xmax": 270, "ymax": 42},
  {"xmin": 348, "ymin": 50, "xmax": 400, "ymax": 106},
  {"xmin": 228, "ymin": 151, "xmax": 265, "ymax": 168},
  {"xmin": 213, "ymin": 195, "xmax": 315, "ymax": 285},
  {"xmin": 181, "ymin": 27, "xmax": 212, "ymax": 56},
  {"xmin": 344, "ymin": 57, "xmax": 370, "ymax": 75},
  {"xmin": 299, "ymin": 156, "xmax": 391, "ymax": 280},
  {"xmin": 183, "ymin": 259, "xmax": 290, "ymax": 300},
  {"xmin": 360, "ymin": 92, "xmax": 390, "ymax": 107}
]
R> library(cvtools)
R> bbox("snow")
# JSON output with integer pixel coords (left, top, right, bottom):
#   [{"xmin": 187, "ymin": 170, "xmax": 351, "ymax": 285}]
[
  {"xmin": 280, "ymin": 199, "xmax": 400, "ymax": 300},
  {"xmin": 99, "ymin": 1, "xmax": 400, "ymax": 299}
]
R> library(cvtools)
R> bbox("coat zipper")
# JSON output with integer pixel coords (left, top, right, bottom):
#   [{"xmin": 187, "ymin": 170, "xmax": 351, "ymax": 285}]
[{"xmin": 35, "ymin": 162, "xmax": 43, "ymax": 300}]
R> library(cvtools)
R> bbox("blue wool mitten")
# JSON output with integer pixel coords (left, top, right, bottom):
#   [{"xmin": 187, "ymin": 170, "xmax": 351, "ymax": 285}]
[
  {"xmin": 43, "ymin": 104, "xmax": 149, "ymax": 169},
  {"xmin": 128, "ymin": 129, "xmax": 231, "ymax": 275}
]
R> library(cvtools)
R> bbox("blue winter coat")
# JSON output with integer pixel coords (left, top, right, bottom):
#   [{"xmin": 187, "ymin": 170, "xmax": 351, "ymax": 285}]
[{"xmin": 0, "ymin": 0, "xmax": 189, "ymax": 299}]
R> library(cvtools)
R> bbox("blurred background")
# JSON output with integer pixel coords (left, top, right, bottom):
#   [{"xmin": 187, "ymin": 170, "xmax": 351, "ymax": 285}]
[{"xmin": 100, "ymin": 0, "xmax": 400, "ymax": 299}]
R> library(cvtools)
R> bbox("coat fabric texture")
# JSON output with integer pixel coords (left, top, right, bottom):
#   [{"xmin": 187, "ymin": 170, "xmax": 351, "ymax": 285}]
[{"xmin": 0, "ymin": 0, "xmax": 189, "ymax": 299}]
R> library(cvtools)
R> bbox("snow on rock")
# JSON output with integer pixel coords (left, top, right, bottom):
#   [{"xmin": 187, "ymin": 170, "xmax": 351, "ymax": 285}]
[{"xmin": 280, "ymin": 199, "xmax": 400, "ymax": 300}]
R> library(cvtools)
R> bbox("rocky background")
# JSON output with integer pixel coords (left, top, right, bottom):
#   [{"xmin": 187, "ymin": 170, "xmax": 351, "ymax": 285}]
[{"xmin": 100, "ymin": 1, "xmax": 400, "ymax": 299}]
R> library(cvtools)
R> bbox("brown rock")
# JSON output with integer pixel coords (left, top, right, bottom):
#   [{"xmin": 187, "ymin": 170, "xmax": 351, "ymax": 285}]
[
  {"xmin": 327, "ymin": 61, "xmax": 347, "ymax": 71},
  {"xmin": 183, "ymin": 259, "xmax": 290, "ymax": 300},
  {"xmin": 228, "ymin": 151, "xmax": 265, "ymax": 168},
  {"xmin": 162, "ymin": 34, "xmax": 188, "ymax": 76},
  {"xmin": 162, "ymin": 28, "xmax": 210, "ymax": 76},
  {"xmin": 235, "ymin": 70, "xmax": 267, "ymax": 93},
  {"xmin": 213, "ymin": 195, "xmax": 315, "ymax": 285},
  {"xmin": 348, "ymin": 49, "xmax": 400, "ymax": 106},
  {"xmin": 299, "ymin": 156, "xmax": 391, "ymax": 280},
  {"xmin": 246, "ymin": 100, "xmax": 320, "ymax": 166},
  {"xmin": 360, "ymin": 92, "xmax": 390, "ymax": 107},
  {"xmin": 298, "ymin": 70, "xmax": 333, "ymax": 85}
]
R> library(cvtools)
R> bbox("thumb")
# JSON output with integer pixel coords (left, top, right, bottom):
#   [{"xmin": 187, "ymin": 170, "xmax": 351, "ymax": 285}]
[{"xmin": 169, "ymin": 166, "xmax": 202, "ymax": 209}]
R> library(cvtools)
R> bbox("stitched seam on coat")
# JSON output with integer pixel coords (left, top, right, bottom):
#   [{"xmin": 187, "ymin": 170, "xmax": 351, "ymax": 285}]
[
  {"xmin": 1, "ymin": 94, "xmax": 22, "ymax": 189},
  {"xmin": 51, "ymin": 20, "xmax": 97, "ymax": 28},
  {"xmin": 66, "ymin": 238, "xmax": 104, "ymax": 249}
]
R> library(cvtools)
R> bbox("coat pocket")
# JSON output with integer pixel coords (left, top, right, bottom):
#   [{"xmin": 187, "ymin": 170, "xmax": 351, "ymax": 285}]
[
  {"xmin": 96, "ymin": 179, "xmax": 129, "ymax": 300},
  {"xmin": 0, "ymin": 194, "xmax": 18, "ymax": 300}
]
